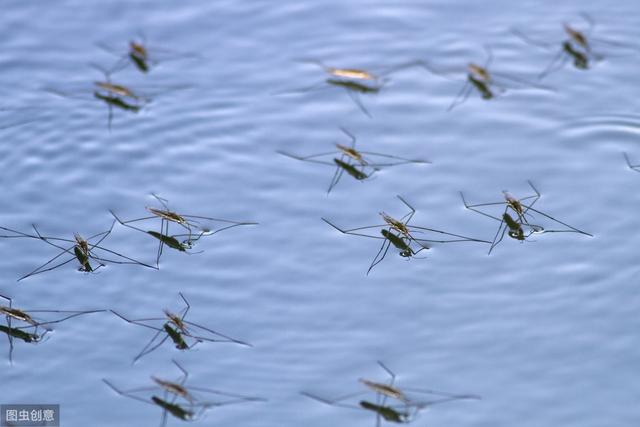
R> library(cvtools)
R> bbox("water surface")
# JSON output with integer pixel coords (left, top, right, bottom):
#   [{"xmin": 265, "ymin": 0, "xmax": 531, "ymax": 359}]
[{"xmin": 0, "ymin": 1, "xmax": 639, "ymax": 426}]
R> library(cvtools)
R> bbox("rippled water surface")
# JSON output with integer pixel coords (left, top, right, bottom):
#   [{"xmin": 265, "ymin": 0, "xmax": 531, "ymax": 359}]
[{"xmin": 1, "ymin": 1, "xmax": 639, "ymax": 426}]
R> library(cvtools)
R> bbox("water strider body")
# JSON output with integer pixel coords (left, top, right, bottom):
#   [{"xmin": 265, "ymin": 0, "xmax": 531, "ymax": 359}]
[
  {"xmin": 322, "ymin": 65, "xmax": 378, "ymax": 81},
  {"xmin": 335, "ymin": 142, "xmax": 367, "ymax": 165},
  {"xmin": 359, "ymin": 379, "xmax": 407, "ymax": 402},
  {"xmin": 94, "ymin": 81, "xmax": 141, "ymax": 99},
  {"xmin": 152, "ymin": 377, "xmax": 193, "ymax": 403},
  {"xmin": 564, "ymin": 22, "xmax": 590, "ymax": 51},
  {"xmin": 0, "ymin": 306, "xmax": 38, "ymax": 327}
]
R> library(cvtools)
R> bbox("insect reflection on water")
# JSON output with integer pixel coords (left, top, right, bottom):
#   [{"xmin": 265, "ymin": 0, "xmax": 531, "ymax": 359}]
[
  {"xmin": 302, "ymin": 361, "xmax": 479, "ymax": 426},
  {"xmin": 322, "ymin": 195, "xmax": 491, "ymax": 274}
]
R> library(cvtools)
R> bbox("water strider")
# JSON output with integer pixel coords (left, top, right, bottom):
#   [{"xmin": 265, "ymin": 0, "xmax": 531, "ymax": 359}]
[
  {"xmin": 103, "ymin": 359, "xmax": 264, "ymax": 427},
  {"xmin": 302, "ymin": 361, "xmax": 479, "ymax": 425},
  {"xmin": 43, "ymin": 62, "xmax": 151, "ymax": 130},
  {"xmin": 110, "ymin": 193, "xmax": 257, "ymax": 267},
  {"xmin": 0, "ymin": 294, "xmax": 104, "ymax": 363},
  {"xmin": 45, "ymin": 62, "xmax": 190, "ymax": 129},
  {"xmin": 97, "ymin": 34, "xmax": 199, "ymax": 73},
  {"xmin": 0, "ymin": 220, "xmax": 156, "ymax": 281},
  {"xmin": 278, "ymin": 128, "xmax": 429, "ymax": 194},
  {"xmin": 512, "ymin": 13, "xmax": 636, "ymax": 78},
  {"xmin": 460, "ymin": 180, "xmax": 592, "ymax": 254},
  {"xmin": 110, "ymin": 292, "xmax": 250, "ymax": 363},
  {"xmin": 323, "ymin": 196, "xmax": 490, "ymax": 274},
  {"xmin": 278, "ymin": 58, "xmax": 418, "ymax": 117},
  {"xmin": 409, "ymin": 46, "xmax": 552, "ymax": 110}
]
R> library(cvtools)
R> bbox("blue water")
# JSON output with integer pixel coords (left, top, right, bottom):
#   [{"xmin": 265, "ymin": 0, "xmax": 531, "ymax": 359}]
[{"xmin": 0, "ymin": 1, "xmax": 639, "ymax": 426}]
